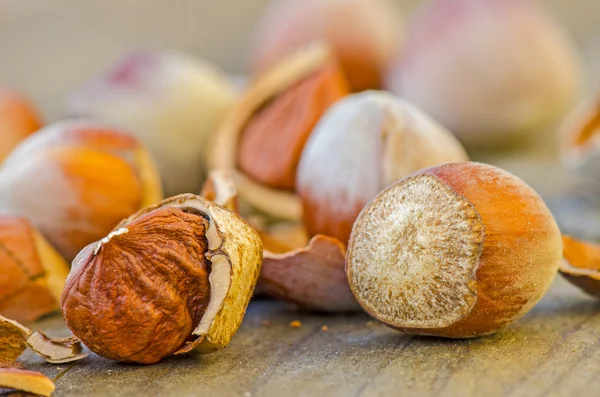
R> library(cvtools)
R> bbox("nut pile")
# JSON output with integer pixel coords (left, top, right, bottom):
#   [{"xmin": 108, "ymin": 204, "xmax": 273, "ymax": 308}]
[{"xmin": 0, "ymin": 0, "xmax": 598, "ymax": 394}]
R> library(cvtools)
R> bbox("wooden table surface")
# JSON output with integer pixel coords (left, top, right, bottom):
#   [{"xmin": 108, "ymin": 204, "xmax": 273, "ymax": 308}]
[
  {"xmin": 4, "ymin": 1, "xmax": 600, "ymax": 396},
  {"xmin": 10, "ymin": 159, "xmax": 600, "ymax": 397}
]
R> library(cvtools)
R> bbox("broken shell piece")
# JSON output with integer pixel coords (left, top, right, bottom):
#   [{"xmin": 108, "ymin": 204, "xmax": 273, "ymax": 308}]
[
  {"xmin": 0, "ymin": 315, "xmax": 30, "ymax": 362},
  {"xmin": 561, "ymin": 235, "xmax": 600, "ymax": 298},
  {"xmin": 0, "ymin": 368, "xmax": 55, "ymax": 397},
  {"xmin": 0, "ymin": 214, "xmax": 70, "ymax": 323},
  {"xmin": 200, "ymin": 169, "xmax": 239, "ymax": 212},
  {"xmin": 210, "ymin": 43, "xmax": 347, "ymax": 220},
  {"xmin": 560, "ymin": 100, "xmax": 600, "ymax": 186},
  {"xmin": 0, "ymin": 314, "xmax": 86, "ymax": 364},
  {"xmin": 261, "ymin": 235, "xmax": 360, "ymax": 312},
  {"xmin": 26, "ymin": 332, "xmax": 87, "ymax": 364}
]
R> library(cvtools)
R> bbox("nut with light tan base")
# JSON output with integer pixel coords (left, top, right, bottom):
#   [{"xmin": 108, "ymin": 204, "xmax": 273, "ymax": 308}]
[
  {"xmin": 347, "ymin": 162, "xmax": 562, "ymax": 337},
  {"xmin": 61, "ymin": 194, "xmax": 262, "ymax": 364},
  {"xmin": 0, "ymin": 119, "xmax": 162, "ymax": 261}
]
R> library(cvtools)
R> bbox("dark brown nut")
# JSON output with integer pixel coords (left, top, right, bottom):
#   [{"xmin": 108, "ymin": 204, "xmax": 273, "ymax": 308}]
[{"xmin": 61, "ymin": 194, "xmax": 262, "ymax": 364}]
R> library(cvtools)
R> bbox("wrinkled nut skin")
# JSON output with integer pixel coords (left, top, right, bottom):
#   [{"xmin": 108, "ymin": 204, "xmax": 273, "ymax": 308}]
[
  {"xmin": 0, "ymin": 89, "xmax": 42, "ymax": 162},
  {"xmin": 251, "ymin": 0, "xmax": 402, "ymax": 91},
  {"xmin": 387, "ymin": 0, "xmax": 580, "ymax": 147},
  {"xmin": 0, "ymin": 215, "xmax": 69, "ymax": 323},
  {"xmin": 297, "ymin": 91, "xmax": 468, "ymax": 243},
  {"xmin": 347, "ymin": 162, "xmax": 562, "ymax": 338},
  {"xmin": 62, "ymin": 194, "xmax": 262, "ymax": 364},
  {"xmin": 0, "ymin": 120, "xmax": 162, "ymax": 260},
  {"xmin": 61, "ymin": 207, "xmax": 211, "ymax": 364},
  {"xmin": 237, "ymin": 60, "xmax": 349, "ymax": 190}
]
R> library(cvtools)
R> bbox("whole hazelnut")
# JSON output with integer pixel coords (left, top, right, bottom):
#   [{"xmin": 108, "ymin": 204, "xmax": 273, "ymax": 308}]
[
  {"xmin": 297, "ymin": 91, "xmax": 468, "ymax": 243},
  {"xmin": 347, "ymin": 162, "xmax": 562, "ymax": 337},
  {"xmin": 0, "ymin": 89, "xmax": 42, "ymax": 161},
  {"xmin": 67, "ymin": 51, "xmax": 236, "ymax": 196},
  {"xmin": 0, "ymin": 119, "xmax": 162, "ymax": 260},
  {"xmin": 0, "ymin": 214, "xmax": 69, "ymax": 323},
  {"xmin": 211, "ymin": 43, "xmax": 349, "ymax": 220},
  {"xmin": 386, "ymin": 0, "xmax": 581, "ymax": 147},
  {"xmin": 61, "ymin": 194, "xmax": 262, "ymax": 364},
  {"xmin": 251, "ymin": 0, "xmax": 403, "ymax": 92}
]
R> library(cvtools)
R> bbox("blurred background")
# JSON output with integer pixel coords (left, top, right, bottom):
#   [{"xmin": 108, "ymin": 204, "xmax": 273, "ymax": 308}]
[{"xmin": 0, "ymin": 0, "xmax": 599, "ymax": 122}]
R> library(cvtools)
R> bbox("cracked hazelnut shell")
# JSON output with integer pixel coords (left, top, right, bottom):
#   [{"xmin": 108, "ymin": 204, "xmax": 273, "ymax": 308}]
[
  {"xmin": 210, "ymin": 43, "xmax": 348, "ymax": 220},
  {"xmin": 61, "ymin": 194, "xmax": 262, "ymax": 364},
  {"xmin": 347, "ymin": 162, "xmax": 562, "ymax": 337}
]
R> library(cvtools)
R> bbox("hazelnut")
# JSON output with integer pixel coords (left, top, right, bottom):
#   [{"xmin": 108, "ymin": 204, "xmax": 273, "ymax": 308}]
[
  {"xmin": 386, "ymin": 0, "xmax": 581, "ymax": 147},
  {"xmin": 297, "ymin": 91, "xmax": 468, "ymax": 243},
  {"xmin": 560, "ymin": 100, "xmax": 600, "ymax": 186},
  {"xmin": 347, "ymin": 162, "xmax": 562, "ymax": 337},
  {"xmin": 211, "ymin": 43, "xmax": 349, "ymax": 220},
  {"xmin": 0, "ymin": 119, "xmax": 162, "ymax": 260},
  {"xmin": 0, "ymin": 89, "xmax": 42, "ymax": 161},
  {"xmin": 250, "ymin": 0, "xmax": 403, "ymax": 92},
  {"xmin": 0, "ymin": 214, "xmax": 69, "ymax": 323},
  {"xmin": 61, "ymin": 194, "xmax": 262, "ymax": 364},
  {"xmin": 67, "ymin": 51, "xmax": 236, "ymax": 196},
  {"xmin": 561, "ymin": 235, "xmax": 600, "ymax": 298}
]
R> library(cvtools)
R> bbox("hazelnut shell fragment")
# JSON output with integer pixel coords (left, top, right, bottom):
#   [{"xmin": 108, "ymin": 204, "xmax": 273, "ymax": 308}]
[
  {"xmin": 261, "ymin": 235, "xmax": 360, "ymax": 312},
  {"xmin": 0, "ymin": 215, "xmax": 70, "ymax": 323},
  {"xmin": 560, "ymin": 235, "xmax": 600, "ymax": 298},
  {"xmin": 0, "ymin": 368, "xmax": 55, "ymax": 397},
  {"xmin": 210, "ymin": 42, "xmax": 340, "ymax": 220}
]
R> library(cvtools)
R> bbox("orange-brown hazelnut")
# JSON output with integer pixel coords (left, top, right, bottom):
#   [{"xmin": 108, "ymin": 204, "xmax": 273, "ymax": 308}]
[
  {"xmin": 0, "ymin": 119, "xmax": 162, "ymax": 260},
  {"xmin": 0, "ymin": 214, "xmax": 69, "ymax": 323},
  {"xmin": 61, "ymin": 194, "xmax": 262, "ymax": 364},
  {"xmin": 347, "ymin": 162, "xmax": 562, "ymax": 337},
  {"xmin": 297, "ymin": 91, "xmax": 468, "ymax": 243},
  {"xmin": 250, "ymin": 0, "xmax": 403, "ymax": 92},
  {"xmin": 210, "ymin": 43, "xmax": 349, "ymax": 220},
  {"xmin": 0, "ymin": 89, "xmax": 42, "ymax": 162}
]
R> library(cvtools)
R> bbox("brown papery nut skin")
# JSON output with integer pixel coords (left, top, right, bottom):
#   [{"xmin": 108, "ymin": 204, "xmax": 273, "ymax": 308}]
[
  {"xmin": 237, "ymin": 61, "xmax": 349, "ymax": 190},
  {"xmin": 62, "ymin": 194, "xmax": 262, "ymax": 364},
  {"xmin": 347, "ymin": 162, "xmax": 562, "ymax": 338},
  {"xmin": 61, "ymin": 207, "xmax": 211, "ymax": 364}
]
